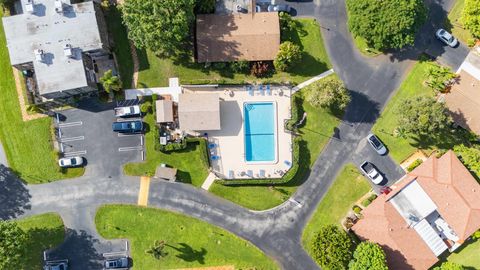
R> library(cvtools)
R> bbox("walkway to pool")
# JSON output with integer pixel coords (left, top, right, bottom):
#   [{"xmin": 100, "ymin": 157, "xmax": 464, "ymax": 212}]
[{"xmin": 183, "ymin": 85, "xmax": 292, "ymax": 180}]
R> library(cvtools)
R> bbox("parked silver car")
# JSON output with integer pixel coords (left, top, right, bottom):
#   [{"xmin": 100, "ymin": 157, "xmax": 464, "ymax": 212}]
[
  {"xmin": 366, "ymin": 133, "xmax": 387, "ymax": 155},
  {"xmin": 58, "ymin": 156, "xmax": 83, "ymax": 168},
  {"xmin": 104, "ymin": 257, "xmax": 128, "ymax": 269},
  {"xmin": 435, "ymin": 29, "xmax": 458, "ymax": 47}
]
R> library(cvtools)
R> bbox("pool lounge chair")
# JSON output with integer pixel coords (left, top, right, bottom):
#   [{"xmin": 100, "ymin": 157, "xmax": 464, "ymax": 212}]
[
  {"xmin": 247, "ymin": 85, "xmax": 254, "ymax": 96},
  {"xmin": 266, "ymin": 84, "xmax": 271, "ymax": 95},
  {"xmin": 228, "ymin": 170, "xmax": 234, "ymax": 179},
  {"xmin": 247, "ymin": 170, "xmax": 253, "ymax": 177},
  {"xmin": 284, "ymin": 160, "xmax": 292, "ymax": 168},
  {"xmin": 259, "ymin": 169, "xmax": 266, "ymax": 178},
  {"xmin": 258, "ymin": 84, "xmax": 264, "ymax": 95}
]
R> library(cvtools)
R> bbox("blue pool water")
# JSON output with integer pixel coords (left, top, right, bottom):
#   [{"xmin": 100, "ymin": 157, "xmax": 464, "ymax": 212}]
[{"xmin": 244, "ymin": 102, "xmax": 275, "ymax": 162}]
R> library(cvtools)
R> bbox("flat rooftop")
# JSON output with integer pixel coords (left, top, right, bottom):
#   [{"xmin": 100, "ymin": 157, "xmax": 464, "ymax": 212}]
[{"xmin": 2, "ymin": 0, "xmax": 104, "ymax": 94}]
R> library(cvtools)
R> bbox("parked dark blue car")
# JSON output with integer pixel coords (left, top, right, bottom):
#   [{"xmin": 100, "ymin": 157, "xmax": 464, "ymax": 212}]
[{"xmin": 112, "ymin": 120, "xmax": 143, "ymax": 133}]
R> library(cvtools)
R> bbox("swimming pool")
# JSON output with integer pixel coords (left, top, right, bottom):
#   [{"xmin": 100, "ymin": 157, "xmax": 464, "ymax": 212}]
[{"xmin": 244, "ymin": 102, "xmax": 277, "ymax": 162}]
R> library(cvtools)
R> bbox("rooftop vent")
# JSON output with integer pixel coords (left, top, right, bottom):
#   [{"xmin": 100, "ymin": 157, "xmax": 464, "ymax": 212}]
[
  {"xmin": 34, "ymin": 49, "xmax": 44, "ymax": 62},
  {"xmin": 25, "ymin": 0, "xmax": 35, "ymax": 14},
  {"xmin": 63, "ymin": 44, "xmax": 73, "ymax": 58},
  {"xmin": 54, "ymin": 0, "xmax": 63, "ymax": 14}
]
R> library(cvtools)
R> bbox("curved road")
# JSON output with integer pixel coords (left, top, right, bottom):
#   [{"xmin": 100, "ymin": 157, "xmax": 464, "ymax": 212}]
[{"xmin": 1, "ymin": 0, "xmax": 466, "ymax": 269}]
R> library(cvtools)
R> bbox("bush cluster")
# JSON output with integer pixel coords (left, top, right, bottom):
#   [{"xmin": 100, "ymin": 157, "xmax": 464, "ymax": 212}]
[
  {"xmin": 406, "ymin": 158, "xmax": 423, "ymax": 172},
  {"xmin": 250, "ymin": 61, "xmax": 272, "ymax": 78},
  {"xmin": 361, "ymin": 194, "xmax": 377, "ymax": 207}
]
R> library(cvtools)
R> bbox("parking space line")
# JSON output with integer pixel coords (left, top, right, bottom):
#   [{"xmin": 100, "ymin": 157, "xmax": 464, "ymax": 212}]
[
  {"xmin": 118, "ymin": 146, "xmax": 142, "ymax": 152},
  {"xmin": 64, "ymin": 150, "xmax": 87, "ymax": 156},
  {"xmin": 118, "ymin": 133, "xmax": 139, "ymax": 137},
  {"xmin": 138, "ymin": 176, "xmax": 150, "ymax": 206},
  {"xmin": 58, "ymin": 121, "xmax": 83, "ymax": 128},
  {"xmin": 60, "ymin": 136, "xmax": 85, "ymax": 142},
  {"xmin": 116, "ymin": 118, "xmax": 141, "ymax": 122}
]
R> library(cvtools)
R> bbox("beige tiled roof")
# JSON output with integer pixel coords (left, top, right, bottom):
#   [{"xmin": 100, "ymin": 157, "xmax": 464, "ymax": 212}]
[
  {"xmin": 353, "ymin": 151, "xmax": 480, "ymax": 270},
  {"xmin": 156, "ymin": 100, "xmax": 173, "ymax": 123},
  {"xmin": 196, "ymin": 13, "xmax": 280, "ymax": 62},
  {"xmin": 445, "ymin": 71, "xmax": 480, "ymax": 135},
  {"xmin": 178, "ymin": 93, "xmax": 221, "ymax": 131}
]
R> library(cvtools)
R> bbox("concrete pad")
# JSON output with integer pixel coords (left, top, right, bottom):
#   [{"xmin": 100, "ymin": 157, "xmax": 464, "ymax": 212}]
[
  {"xmin": 201, "ymin": 172, "xmax": 217, "ymax": 190},
  {"xmin": 137, "ymin": 176, "xmax": 150, "ymax": 206}
]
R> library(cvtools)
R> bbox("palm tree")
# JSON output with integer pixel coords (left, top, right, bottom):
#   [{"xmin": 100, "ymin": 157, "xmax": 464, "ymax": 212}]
[
  {"xmin": 145, "ymin": 240, "xmax": 168, "ymax": 259},
  {"xmin": 99, "ymin": 69, "xmax": 122, "ymax": 93}
]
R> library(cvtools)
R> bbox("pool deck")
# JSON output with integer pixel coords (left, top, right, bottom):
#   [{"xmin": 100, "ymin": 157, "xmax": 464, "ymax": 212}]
[{"xmin": 183, "ymin": 85, "xmax": 292, "ymax": 179}]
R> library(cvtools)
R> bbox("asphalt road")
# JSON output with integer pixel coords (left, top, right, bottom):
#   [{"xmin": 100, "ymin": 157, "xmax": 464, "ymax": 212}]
[{"xmin": 0, "ymin": 0, "xmax": 470, "ymax": 269}]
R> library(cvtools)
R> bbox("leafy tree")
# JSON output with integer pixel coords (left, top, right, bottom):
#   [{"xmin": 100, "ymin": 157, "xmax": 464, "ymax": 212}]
[
  {"xmin": 453, "ymin": 144, "xmax": 480, "ymax": 176},
  {"xmin": 229, "ymin": 60, "xmax": 250, "ymax": 73},
  {"xmin": 311, "ymin": 225, "xmax": 354, "ymax": 270},
  {"xmin": 195, "ymin": 0, "xmax": 215, "ymax": 14},
  {"xmin": 100, "ymin": 70, "xmax": 122, "ymax": 93},
  {"xmin": 0, "ymin": 221, "xmax": 28, "ymax": 269},
  {"xmin": 396, "ymin": 96, "xmax": 452, "ymax": 135},
  {"xmin": 305, "ymin": 77, "xmax": 351, "ymax": 111},
  {"xmin": 279, "ymin": 12, "xmax": 295, "ymax": 33},
  {"xmin": 346, "ymin": 0, "xmax": 427, "ymax": 50},
  {"xmin": 146, "ymin": 240, "xmax": 168, "ymax": 259},
  {"xmin": 274, "ymin": 41, "xmax": 302, "ymax": 71},
  {"xmin": 462, "ymin": 0, "xmax": 480, "ymax": 38},
  {"xmin": 122, "ymin": 0, "xmax": 195, "ymax": 57},
  {"xmin": 433, "ymin": 261, "xmax": 465, "ymax": 270},
  {"xmin": 425, "ymin": 64, "xmax": 457, "ymax": 93},
  {"xmin": 348, "ymin": 242, "xmax": 388, "ymax": 270}
]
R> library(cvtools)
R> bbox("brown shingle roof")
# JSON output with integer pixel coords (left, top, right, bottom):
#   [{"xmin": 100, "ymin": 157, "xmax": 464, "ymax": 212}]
[
  {"xmin": 178, "ymin": 93, "xmax": 221, "ymax": 131},
  {"xmin": 352, "ymin": 151, "xmax": 480, "ymax": 270},
  {"xmin": 445, "ymin": 71, "xmax": 480, "ymax": 135},
  {"xmin": 196, "ymin": 13, "xmax": 280, "ymax": 63}
]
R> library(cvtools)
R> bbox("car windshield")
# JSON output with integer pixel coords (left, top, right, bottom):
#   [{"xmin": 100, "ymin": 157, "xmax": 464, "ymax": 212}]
[
  {"xmin": 448, "ymin": 36, "xmax": 454, "ymax": 42},
  {"xmin": 60, "ymin": 160, "xmax": 65, "ymax": 166},
  {"xmin": 369, "ymin": 136, "xmax": 382, "ymax": 148},
  {"xmin": 71, "ymin": 159, "xmax": 77, "ymax": 165}
]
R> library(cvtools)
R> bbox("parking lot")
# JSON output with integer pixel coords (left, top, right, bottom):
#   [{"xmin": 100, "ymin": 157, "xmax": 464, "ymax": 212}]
[{"xmin": 56, "ymin": 98, "xmax": 143, "ymax": 177}]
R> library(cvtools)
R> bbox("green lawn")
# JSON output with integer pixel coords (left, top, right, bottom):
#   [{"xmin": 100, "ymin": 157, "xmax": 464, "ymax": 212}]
[
  {"xmin": 136, "ymin": 19, "xmax": 331, "ymax": 87},
  {"xmin": 446, "ymin": 0, "xmax": 475, "ymax": 46},
  {"xmin": 0, "ymin": 10, "xmax": 83, "ymax": 183},
  {"xmin": 443, "ymin": 238, "xmax": 480, "ymax": 269},
  {"xmin": 123, "ymin": 100, "xmax": 209, "ymax": 187},
  {"xmin": 96, "ymin": 205, "xmax": 279, "ymax": 270},
  {"xmin": 106, "ymin": 6, "xmax": 134, "ymax": 89},
  {"xmin": 301, "ymin": 164, "xmax": 371, "ymax": 256},
  {"xmin": 352, "ymin": 35, "xmax": 382, "ymax": 57},
  {"xmin": 16, "ymin": 213, "xmax": 65, "ymax": 270},
  {"xmin": 209, "ymin": 75, "xmax": 342, "ymax": 210},
  {"xmin": 372, "ymin": 60, "xmax": 474, "ymax": 163}
]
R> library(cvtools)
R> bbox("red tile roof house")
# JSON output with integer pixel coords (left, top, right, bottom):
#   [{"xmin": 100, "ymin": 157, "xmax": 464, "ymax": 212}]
[{"xmin": 352, "ymin": 151, "xmax": 480, "ymax": 270}]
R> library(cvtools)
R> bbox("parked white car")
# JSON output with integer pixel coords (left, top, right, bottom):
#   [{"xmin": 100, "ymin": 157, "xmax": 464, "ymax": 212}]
[
  {"xmin": 366, "ymin": 133, "xmax": 387, "ymax": 155},
  {"xmin": 435, "ymin": 29, "xmax": 458, "ymax": 47},
  {"xmin": 58, "ymin": 156, "xmax": 83, "ymax": 168},
  {"xmin": 360, "ymin": 161, "xmax": 384, "ymax": 185}
]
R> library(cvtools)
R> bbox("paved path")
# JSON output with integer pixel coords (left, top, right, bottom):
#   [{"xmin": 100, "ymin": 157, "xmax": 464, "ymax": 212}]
[
  {"xmin": 292, "ymin": 69, "xmax": 334, "ymax": 92},
  {"xmin": 1, "ymin": 0, "xmax": 469, "ymax": 269}
]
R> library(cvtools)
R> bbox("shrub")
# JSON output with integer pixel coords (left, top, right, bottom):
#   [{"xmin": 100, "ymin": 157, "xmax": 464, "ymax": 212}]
[
  {"xmin": 140, "ymin": 103, "xmax": 152, "ymax": 114},
  {"xmin": 472, "ymin": 229, "xmax": 480, "ymax": 240},
  {"xmin": 407, "ymin": 158, "xmax": 423, "ymax": 172},
  {"xmin": 462, "ymin": 0, "xmax": 480, "ymax": 38},
  {"xmin": 352, "ymin": 205, "xmax": 362, "ymax": 214},
  {"xmin": 433, "ymin": 261, "xmax": 465, "ymax": 270},
  {"xmin": 467, "ymin": 38, "xmax": 477, "ymax": 47},
  {"xmin": 453, "ymin": 144, "xmax": 480, "ymax": 177},
  {"xmin": 274, "ymin": 41, "xmax": 302, "ymax": 71},
  {"xmin": 361, "ymin": 194, "xmax": 378, "ymax": 207},
  {"xmin": 151, "ymin": 93, "xmax": 158, "ymax": 101},
  {"xmin": 229, "ymin": 60, "xmax": 250, "ymax": 73},
  {"xmin": 425, "ymin": 64, "xmax": 457, "ymax": 93},
  {"xmin": 368, "ymin": 194, "xmax": 377, "ymax": 201},
  {"xmin": 212, "ymin": 62, "xmax": 227, "ymax": 69},
  {"xmin": 286, "ymin": 94, "xmax": 304, "ymax": 131},
  {"xmin": 305, "ymin": 77, "xmax": 351, "ymax": 111},
  {"xmin": 349, "ymin": 242, "xmax": 388, "ymax": 270},
  {"xmin": 312, "ymin": 225, "xmax": 354, "ymax": 269},
  {"xmin": 250, "ymin": 61, "xmax": 271, "ymax": 78}
]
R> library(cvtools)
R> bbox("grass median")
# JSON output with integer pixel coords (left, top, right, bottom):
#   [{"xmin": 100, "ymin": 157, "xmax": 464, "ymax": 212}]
[{"xmin": 96, "ymin": 205, "xmax": 279, "ymax": 270}]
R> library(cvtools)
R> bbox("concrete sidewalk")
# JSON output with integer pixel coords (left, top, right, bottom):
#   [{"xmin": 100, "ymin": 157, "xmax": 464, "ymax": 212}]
[{"xmin": 292, "ymin": 69, "xmax": 335, "ymax": 92}]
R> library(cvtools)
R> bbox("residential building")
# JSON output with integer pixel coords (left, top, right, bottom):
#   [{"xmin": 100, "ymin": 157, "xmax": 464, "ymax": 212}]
[
  {"xmin": 352, "ymin": 151, "xmax": 480, "ymax": 270},
  {"xmin": 178, "ymin": 93, "xmax": 221, "ymax": 131},
  {"xmin": 3, "ymin": 0, "xmax": 110, "ymax": 100},
  {"xmin": 196, "ymin": 11, "xmax": 280, "ymax": 63}
]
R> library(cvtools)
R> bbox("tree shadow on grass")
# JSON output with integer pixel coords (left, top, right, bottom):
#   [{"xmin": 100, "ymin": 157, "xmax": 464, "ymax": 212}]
[
  {"xmin": 167, "ymin": 243, "xmax": 207, "ymax": 264},
  {"xmin": 176, "ymin": 170, "xmax": 192, "ymax": 184},
  {"xmin": 21, "ymin": 225, "xmax": 65, "ymax": 269}
]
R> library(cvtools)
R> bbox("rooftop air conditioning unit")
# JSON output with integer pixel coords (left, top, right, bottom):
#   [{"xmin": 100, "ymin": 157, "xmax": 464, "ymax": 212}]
[
  {"xmin": 63, "ymin": 44, "xmax": 73, "ymax": 58},
  {"xmin": 34, "ymin": 49, "xmax": 44, "ymax": 62},
  {"xmin": 54, "ymin": 0, "xmax": 63, "ymax": 14},
  {"xmin": 25, "ymin": 0, "xmax": 35, "ymax": 14}
]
